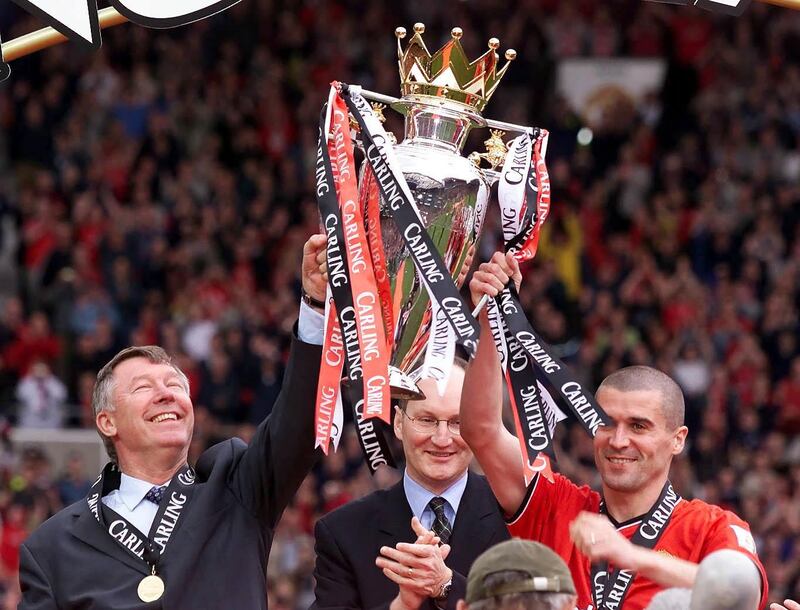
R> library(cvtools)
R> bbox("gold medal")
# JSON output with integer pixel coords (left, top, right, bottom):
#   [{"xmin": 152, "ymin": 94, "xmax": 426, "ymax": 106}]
[{"xmin": 137, "ymin": 574, "xmax": 165, "ymax": 603}]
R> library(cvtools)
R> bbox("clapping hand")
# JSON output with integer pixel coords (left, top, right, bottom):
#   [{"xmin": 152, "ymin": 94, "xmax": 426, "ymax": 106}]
[{"xmin": 378, "ymin": 517, "xmax": 453, "ymax": 610}]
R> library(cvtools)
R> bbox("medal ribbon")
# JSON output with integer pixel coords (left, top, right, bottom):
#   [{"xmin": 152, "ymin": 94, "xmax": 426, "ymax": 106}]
[
  {"xmin": 492, "ymin": 129, "xmax": 610, "ymax": 481},
  {"xmin": 473, "ymin": 180, "xmax": 490, "ymax": 244},
  {"xmin": 486, "ymin": 299, "xmax": 508, "ymax": 372},
  {"xmin": 341, "ymin": 83, "xmax": 481, "ymax": 359},
  {"xmin": 503, "ymin": 131, "xmax": 551, "ymax": 262},
  {"xmin": 591, "ymin": 481, "xmax": 682, "ymax": 610},
  {"xmin": 315, "ymin": 101, "xmax": 395, "ymax": 472},
  {"xmin": 498, "ymin": 134, "xmax": 533, "ymax": 244},
  {"xmin": 86, "ymin": 463, "xmax": 196, "ymax": 575},
  {"xmin": 498, "ymin": 308, "xmax": 557, "ymax": 485}
]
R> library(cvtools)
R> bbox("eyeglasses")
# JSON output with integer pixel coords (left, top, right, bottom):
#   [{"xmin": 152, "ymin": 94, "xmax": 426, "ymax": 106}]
[{"xmin": 401, "ymin": 410, "xmax": 461, "ymax": 435}]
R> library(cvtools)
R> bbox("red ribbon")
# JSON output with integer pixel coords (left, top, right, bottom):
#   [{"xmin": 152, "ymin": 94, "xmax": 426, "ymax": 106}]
[{"xmin": 327, "ymin": 88, "xmax": 391, "ymax": 424}]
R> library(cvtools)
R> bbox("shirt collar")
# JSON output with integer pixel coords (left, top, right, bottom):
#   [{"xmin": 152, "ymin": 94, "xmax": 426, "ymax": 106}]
[
  {"xmin": 117, "ymin": 473, "xmax": 170, "ymax": 512},
  {"xmin": 403, "ymin": 469, "xmax": 468, "ymax": 520}
]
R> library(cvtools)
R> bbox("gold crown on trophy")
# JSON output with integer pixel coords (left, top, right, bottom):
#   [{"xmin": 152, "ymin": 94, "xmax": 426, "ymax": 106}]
[{"xmin": 395, "ymin": 23, "xmax": 516, "ymax": 113}]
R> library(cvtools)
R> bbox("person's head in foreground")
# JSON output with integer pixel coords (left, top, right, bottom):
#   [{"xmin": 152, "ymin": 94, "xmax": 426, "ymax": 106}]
[
  {"xmin": 645, "ymin": 588, "xmax": 692, "ymax": 610},
  {"xmin": 457, "ymin": 539, "xmax": 577, "ymax": 610},
  {"xmin": 689, "ymin": 549, "xmax": 761, "ymax": 610},
  {"xmin": 642, "ymin": 550, "xmax": 763, "ymax": 610}
]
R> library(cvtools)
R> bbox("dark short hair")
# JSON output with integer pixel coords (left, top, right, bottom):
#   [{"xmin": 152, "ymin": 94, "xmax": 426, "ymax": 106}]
[{"xmin": 597, "ymin": 365, "xmax": 685, "ymax": 430}]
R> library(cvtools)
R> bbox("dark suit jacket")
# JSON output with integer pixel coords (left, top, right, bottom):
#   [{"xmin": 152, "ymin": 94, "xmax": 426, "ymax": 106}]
[
  {"xmin": 312, "ymin": 471, "xmax": 510, "ymax": 610},
  {"xmin": 19, "ymin": 335, "xmax": 322, "ymax": 610}
]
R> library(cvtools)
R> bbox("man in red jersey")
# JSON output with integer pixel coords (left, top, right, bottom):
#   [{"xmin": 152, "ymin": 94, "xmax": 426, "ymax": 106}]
[{"xmin": 460, "ymin": 252, "xmax": 768, "ymax": 610}]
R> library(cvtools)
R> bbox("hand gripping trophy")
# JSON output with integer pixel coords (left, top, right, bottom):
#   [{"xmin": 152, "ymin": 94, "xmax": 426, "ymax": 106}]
[{"xmin": 313, "ymin": 23, "xmax": 550, "ymax": 466}]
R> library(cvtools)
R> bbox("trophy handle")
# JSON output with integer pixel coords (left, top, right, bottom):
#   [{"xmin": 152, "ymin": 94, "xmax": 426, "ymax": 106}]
[
  {"xmin": 389, "ymin": 367, "xmax": 426, "ymax": 401},
  {"xmin": 467, "ymin": 129, "xmax": 508, "ymax": 183},
  {"xmin": 359, "ymin": 88, "xmax": 537, "ymax": 137},
  {"xmin": 357, "ymin": 87, "xmax": 540, "ymax": 188},
  {"xmin": 340, "ymin": 366, "xmax": 426, "ymax": 401}
]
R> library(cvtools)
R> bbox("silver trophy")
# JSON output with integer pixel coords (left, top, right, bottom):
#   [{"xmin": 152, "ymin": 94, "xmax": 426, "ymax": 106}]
[{"xmin": 356, "ymin": 23, "xmax": 537, "ymax": 399}]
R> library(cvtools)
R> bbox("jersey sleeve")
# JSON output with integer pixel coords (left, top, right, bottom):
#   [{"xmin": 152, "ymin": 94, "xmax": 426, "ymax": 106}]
[
  {"xmin": 507, "ymin": 472, "xmax": 599, "ymax": 543},
  {"xmin": 699, "ymin": 508, "xmax": 769, "ymax": 609}
]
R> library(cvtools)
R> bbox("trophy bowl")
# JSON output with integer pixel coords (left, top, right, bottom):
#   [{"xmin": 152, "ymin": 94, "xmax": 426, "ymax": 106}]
[
  {"xmin": 353, "ymin": 23, "xmax": 533, "ymax": 400},
  {"xmin": 360, "ymin": 103, "xmax": 489, "ymax": 399}
]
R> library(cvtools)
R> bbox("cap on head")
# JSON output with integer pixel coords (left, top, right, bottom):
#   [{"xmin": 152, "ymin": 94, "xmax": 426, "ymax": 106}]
[{"xmin": 466, "ymin": 539, "xmax": 576, "ymax": 603}]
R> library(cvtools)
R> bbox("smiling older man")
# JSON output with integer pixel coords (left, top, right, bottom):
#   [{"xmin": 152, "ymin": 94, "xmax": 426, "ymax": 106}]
[{"xmin": 18, "ymin": 235, "xmax": 329, "ymax": 610}]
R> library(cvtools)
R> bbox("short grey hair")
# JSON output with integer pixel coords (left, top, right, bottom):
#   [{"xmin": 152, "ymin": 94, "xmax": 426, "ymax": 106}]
[
  {"xmin": 468, "ymin": 571, "xmax": 577, "ymax": 610},
  {"xmin": 92, "ymin": 345, "xmax": 190, "ymax": 463}
]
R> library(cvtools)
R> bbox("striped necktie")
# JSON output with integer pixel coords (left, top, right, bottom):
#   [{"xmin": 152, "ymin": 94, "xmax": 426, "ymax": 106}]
[{"xmin": 428, "ymin": 496, "xmax": 452, "ymax": 545}]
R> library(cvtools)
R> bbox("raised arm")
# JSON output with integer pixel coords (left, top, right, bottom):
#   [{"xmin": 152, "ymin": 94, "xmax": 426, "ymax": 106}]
[
  {"xmin": 230, "ymin": 234, "xmax": 327, "ymax": 526},
  {"xmin": 460, "ymin": 252, "xmax": 528, "ymax": 516}
]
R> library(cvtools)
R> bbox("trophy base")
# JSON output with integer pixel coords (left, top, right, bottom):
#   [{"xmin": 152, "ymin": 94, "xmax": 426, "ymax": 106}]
[
  {"xmin": 389, "ymin": 366, "xmax": 426, "ymax": 401},
  {"xmin": 340, "ymin": 366, "xmax": 426, "ymax": 402}
]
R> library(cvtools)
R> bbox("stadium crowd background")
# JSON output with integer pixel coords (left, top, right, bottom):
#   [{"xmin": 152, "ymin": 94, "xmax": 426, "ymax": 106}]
[{"xmin": 0, "ymin": 0, "xmax": 798, "ymax": 607}]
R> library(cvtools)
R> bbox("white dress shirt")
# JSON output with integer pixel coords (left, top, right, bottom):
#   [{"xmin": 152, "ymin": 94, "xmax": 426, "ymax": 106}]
[
  {"xmin": 102, "ymin": 473, "xmax": 169, "ymax": 536},
  {"xmin": 403, "ymin": 469, "xmax": 468, "ymax": 531},
  {"xmin": 298, "ymin": 300, "xmax": 325, "ymax": 345}
]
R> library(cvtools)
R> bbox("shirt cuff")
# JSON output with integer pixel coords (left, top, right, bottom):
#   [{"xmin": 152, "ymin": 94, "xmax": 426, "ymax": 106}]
[{"xmin": 298, "ymin": 300, "xmax": 325, "ymax": 345}]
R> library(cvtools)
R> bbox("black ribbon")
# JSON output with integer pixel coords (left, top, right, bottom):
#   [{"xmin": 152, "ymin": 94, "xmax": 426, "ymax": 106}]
[
  {"xmin": 86, "ymin": 463, "xmax": 196, "ymax": 574},
  {"xmin": 340, "ymin": 84, "xmax": 481, "ymax": 359},
  {"xmin": 500, "ymin": 313, "xmax": 556, "ymax": 464},
  {"xmin": 492, "ymin": 133, "xmax": 564, "ymax": 468},
  {"xmin": 496, "ymin": 285, "xmax": 612, "ymax": 437},
  {"xmin": 591, "ymin": 481, "xmax": 682, "ymax": 610},
  {"xmin": 315, "ymin": 107, "xmax": 396, "ymax": 473}
]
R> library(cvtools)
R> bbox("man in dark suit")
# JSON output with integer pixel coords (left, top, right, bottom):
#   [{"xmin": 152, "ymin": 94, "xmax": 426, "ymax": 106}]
[
  {"xmin": 18, "ymin": 235, "xmax": 329, "ymax": 610},
  {"xmin": 312, "ymin": 361, "xmax": 510, "ymax": 610}
]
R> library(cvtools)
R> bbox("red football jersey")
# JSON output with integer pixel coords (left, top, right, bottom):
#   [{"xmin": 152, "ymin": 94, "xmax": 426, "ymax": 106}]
[{"xmin": 507, "ymin": 473, "xmax": 769, "ymax": 610}]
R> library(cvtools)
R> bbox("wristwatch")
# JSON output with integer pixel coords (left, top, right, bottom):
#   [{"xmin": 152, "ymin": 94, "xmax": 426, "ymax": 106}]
[
  {"xmin": 301, "ymin": 287, "xmax": 326, "ymax": 310},
  {"xmin": 435, "ymin": 577, "xmax": 452, "ymax": 603}
]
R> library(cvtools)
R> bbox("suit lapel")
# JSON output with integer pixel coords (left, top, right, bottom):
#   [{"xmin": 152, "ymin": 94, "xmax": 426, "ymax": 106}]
[
  {"xmin": 377, "ymin": 481, "xmax": 415, "ymax": 548},
  {"xmin": 446, "ymin": 472, "xmax": 505, "ymax": 574},
  {"xmin": 70, "ymin": 502, "xmax": 150, "ymax": 575}
]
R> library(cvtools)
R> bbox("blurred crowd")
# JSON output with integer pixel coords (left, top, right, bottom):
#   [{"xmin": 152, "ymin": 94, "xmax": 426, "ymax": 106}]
[{"xmin": 0, "ymin": 0, "xmax": 798, "ymax": 607}]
